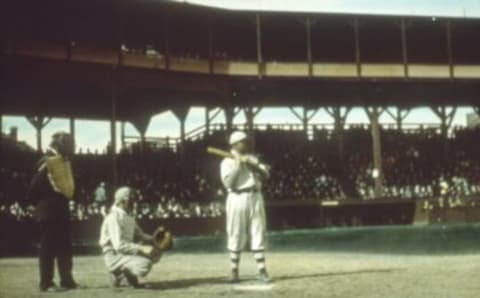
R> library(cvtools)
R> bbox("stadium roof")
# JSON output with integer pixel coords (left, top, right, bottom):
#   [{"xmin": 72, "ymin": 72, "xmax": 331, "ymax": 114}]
[
  {"xmin": 3, "ymin": 56, "xmax": 480, "ymax": 122},
  {"xmin": 2, "ymin": 0, "xmax": 480, "ymax": 122},
  {"xmin": 170, "ymin": 0, "xmax": 480, "ymax": 19}
]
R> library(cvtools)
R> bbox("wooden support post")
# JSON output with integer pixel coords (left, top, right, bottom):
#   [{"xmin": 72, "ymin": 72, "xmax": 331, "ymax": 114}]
[
  {"xmin": 385, "ymin": 107, "xmax": 410, "ymax": 130},
  {"xmin": 205, "ymin": 107, "xmax": 222, "ymax": 136},
  {"xmin": 224, "ymin": 106, "xmax": 235, "ymax": 133},
  {"xmin": 365, "ymin": 107, "xmax": 385, "ymax": 198},
  {"xmin": 208, "ymin": 21, "xmax": 214, "ymax": 74},
  {"xmin": 446, "ymin": 20, "xmax": 454, "ymax": 79},
  {"xmin": 110, "ymin": 67, "xmax": 118, "ymax": 190},
  {"xmin": 205, "ymin": 107, "xmax": 211, "ymax": 136},
  {"xmin": 244, "ymin": 106, "xmax": 261, "ymax": 132},
  {"xmin": 290, "ymin": 107, "xmax": 318, "ymax": 138},
  {"xmin": 164, "ymin": 15, "xmax": 170, "ymax": 70},
  {"xmin": 401, "ymin": 18, "xmax": 409, "ymax": 78},
  {"xmin": 26, "ymin": 116, "xmax": 52, "ymax": 152},
  {"xmin": 256, "ymin": 13, "xmax": 264, "ymax": 78},
  {"xmin": 325, "ymin": 107, "xmax": 351, "ymax": 165},
  {"xmin": 120, "ymin": 122, "xmax": 126, "ymax": 150},
  {"xmin": 172, "ymin": 107, "xmax": 190, "ymax": 150},
  {"xmin": 306, "ymin": 16, "xmax": 313, "ymax": 78},
  {"xmin": 432, "ymin": 106, "xmax": 457, "ymax": 159},
  {"xmin": 353, "ymin": 17, "xmax": 361, "ymax": 78},
  {"xmin": 69, "ymin": 117, "xmax": 75, "ymax": 152},
  {"xmin": 131, "ymin": 116, "xmax": 151, "ymax": 156}
]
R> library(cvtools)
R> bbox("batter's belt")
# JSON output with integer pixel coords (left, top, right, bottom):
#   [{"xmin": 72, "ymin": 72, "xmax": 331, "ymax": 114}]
[{"xmin": 231, "ymin": 187, "xmax": 260, "ymax": 195}]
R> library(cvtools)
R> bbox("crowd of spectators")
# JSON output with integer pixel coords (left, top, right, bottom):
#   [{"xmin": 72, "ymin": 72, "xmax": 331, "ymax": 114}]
[{"xmin": 2, "ymin": 125, "xmax": 480, "ymax": 222}]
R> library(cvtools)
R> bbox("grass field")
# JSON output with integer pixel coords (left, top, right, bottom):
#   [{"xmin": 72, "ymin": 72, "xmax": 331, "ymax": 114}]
[{"xmin": 1, "ymin": 251, "xmax": 480, "ymax": 298}]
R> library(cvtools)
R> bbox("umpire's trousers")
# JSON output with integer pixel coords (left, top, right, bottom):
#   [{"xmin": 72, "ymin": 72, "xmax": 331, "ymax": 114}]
[{"xmin": 38, "ymin": 220, "xmax": 74, "ymax": 288}]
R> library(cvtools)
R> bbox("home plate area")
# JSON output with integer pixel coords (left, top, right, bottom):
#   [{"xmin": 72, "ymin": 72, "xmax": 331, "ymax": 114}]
[{"xmin": 2, "ymin": 251, "xmax": 480, "ymax": 298}]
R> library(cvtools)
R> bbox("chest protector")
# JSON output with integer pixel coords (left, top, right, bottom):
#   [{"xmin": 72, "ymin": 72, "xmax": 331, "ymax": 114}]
[{"xmin": 45, "ymin": 155, "xmax": 75, "ymax": 200}]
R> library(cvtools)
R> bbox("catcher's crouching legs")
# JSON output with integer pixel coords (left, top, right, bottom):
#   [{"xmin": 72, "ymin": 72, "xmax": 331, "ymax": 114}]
[
  {"xmin": 124, "ymin": 255, "xmax": 156, "ymax": 278},
  {"xmin": 104, "ymin": 252, "xmax": 160, "ymax": 288},
  {"xmin": 122, "ymin": 255, "xmax": 159, "ymax": 288}
]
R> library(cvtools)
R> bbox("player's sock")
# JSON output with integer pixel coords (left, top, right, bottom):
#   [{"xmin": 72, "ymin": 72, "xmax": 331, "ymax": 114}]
[
  {"xmin": 254, "ymin": 251, "xmax": 266, "ymax": 271},
  {"xmin": 230, "ymin": 251, "xmax": 241, "ymax": 270}
]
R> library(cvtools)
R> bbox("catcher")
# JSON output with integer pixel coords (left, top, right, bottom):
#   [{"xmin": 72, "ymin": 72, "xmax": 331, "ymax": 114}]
[{"xmin": 99, "ymin": 187, "xmax": 172, "ymax": 288}]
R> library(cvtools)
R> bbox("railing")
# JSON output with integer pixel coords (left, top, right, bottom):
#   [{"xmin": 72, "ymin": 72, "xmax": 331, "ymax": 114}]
[
  {"xmin": 117, "ymin": 122, "xmax": 462, "ymax": 152},
  {"xmin": 6, "ymin": 43, "xmax": 480, "ymax": 79},
  {"xmin": 184, "ymin": 123, "xmax": 209, "ymax": 141},
  {"xmin": 123, "ymin": 136, "xmax": 180, "ymax": 152}
]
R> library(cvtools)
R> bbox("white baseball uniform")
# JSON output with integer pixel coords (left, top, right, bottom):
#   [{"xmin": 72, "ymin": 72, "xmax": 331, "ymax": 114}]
[
  {"xmin": 220, "ymin": 152, "xmax": 269, "ymax": 252},
  {"xmin": 99, "ymin": 206, "xmax": 160, "ymax": 277}
]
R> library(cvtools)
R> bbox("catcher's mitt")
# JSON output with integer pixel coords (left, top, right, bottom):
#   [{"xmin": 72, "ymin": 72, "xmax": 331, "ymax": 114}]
[{"xmin": 152, "ymin": 226, "xmax": 173, "ymax": 251}]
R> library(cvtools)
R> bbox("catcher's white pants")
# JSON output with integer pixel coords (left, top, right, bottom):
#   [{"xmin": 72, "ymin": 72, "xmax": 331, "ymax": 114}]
[
  {"xmin": 103, "ymin": 251, "xmax": 161, "ymax": 277},
  {"xmin": 226, "ymin": 191, "xmax": 266, "ymax": 252}
]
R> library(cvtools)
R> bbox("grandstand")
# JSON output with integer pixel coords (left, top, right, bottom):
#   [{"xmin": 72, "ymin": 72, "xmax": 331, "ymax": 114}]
[
  {"xmin": 1, "ymin": 0, "xmax": 480, "ymax": 296},
  {"xmin": 2, "ymin": 0, "xmax": 480, "ymax": 224}
]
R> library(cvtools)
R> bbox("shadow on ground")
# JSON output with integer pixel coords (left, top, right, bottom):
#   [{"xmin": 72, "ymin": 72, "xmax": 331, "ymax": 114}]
[
  {"xmin": 144, "ymin": 268, "xmax": 400, "ymax": 290},
  {"xmin": 274, "ymin": 268, "xmax": 401, "ymax": 282},
  {"xmin": 147, "ymin": 276, "xmax": 226, "ymax": 290}
]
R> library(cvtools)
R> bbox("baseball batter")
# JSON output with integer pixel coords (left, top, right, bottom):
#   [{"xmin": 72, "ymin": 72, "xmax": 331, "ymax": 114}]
[{"xmin": 220, "ymin": 131, "xmax": 271, "ymax": 283}]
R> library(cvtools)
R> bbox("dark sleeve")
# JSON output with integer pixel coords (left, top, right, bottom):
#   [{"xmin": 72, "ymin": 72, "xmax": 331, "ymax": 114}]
[{"xmin": 25, "ymin": 167, "xmax": 49, "ymax": 206}]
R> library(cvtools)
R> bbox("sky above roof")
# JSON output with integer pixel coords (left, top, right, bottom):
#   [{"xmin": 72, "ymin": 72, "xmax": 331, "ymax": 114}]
[
  {"xmin": 171, "ymin": 0, "xmax": 480, "ymax": 18},
  {"xmin": 2, "ymin": 107, "xmax": 474, "ymax": 153}
]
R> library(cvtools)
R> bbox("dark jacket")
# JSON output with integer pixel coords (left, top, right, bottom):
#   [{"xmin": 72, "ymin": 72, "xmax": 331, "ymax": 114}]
[{"xmin": 26, "ymin": 157, "xmax": 72, "ymax": 222}]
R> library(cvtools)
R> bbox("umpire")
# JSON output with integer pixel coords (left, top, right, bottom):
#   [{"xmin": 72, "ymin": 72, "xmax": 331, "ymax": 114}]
[{"xmin": 26, "ymin": 132, "xmax": 78, "ymax": 292}]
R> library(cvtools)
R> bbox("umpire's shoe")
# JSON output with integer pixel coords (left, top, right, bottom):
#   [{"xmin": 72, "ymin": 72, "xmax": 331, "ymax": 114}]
[
  {"xmin": 257, "ymin": 268, "xmax": 272, "ymax": 283},
  {"xmin": 229, "ymin": 268, "xmax": 240, "ymax": 283},
  {"xmin": 39, "ymin": 282, "xmax": 67, "ymax": 293},
  {"xmin": 60, "ymin": 280, "xmax": 79, "ymax": 290}
]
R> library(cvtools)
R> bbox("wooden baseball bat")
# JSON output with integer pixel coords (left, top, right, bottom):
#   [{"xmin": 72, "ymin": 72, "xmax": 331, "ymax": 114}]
[
  {"xmin": 206, "ymin": 147, "xmax": 233, "ymax": 158},
  {"xmin": 207, "ymin": 147, "xmax": 271, "ymax": 176}
]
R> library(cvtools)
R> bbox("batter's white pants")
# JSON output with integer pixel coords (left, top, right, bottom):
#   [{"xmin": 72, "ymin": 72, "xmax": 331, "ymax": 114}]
[{"xmin": 226, "ymin": 192, "xmax": 266, "ymax": 252}]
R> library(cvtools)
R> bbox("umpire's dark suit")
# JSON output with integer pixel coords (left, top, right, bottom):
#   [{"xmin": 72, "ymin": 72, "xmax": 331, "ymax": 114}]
[{"xmin": 27, "ymin": 157, "xmax": 76, "ymax": 290}]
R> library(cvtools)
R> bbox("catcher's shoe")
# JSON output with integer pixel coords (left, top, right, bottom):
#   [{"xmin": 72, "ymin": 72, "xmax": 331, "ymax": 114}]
[
  {"xmin": 109, "ymin": 271, "xmax": 125, "ymax": 288},
  {"xmin": 229, "ymin": 268, "xmax": 240, "ymax": 283},
  {"xmin": 257, "ymin": 269, "xmax": 272, "ymax": 284},
  {"xmin": 123, "ymin": 270, "xmax": 144, "ymax": 289}
]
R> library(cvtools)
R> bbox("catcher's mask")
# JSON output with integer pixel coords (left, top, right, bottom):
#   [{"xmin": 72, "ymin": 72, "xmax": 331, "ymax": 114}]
[{"xmin": 153, "ymin": 226, "xmax": 173, "ymax": 251}]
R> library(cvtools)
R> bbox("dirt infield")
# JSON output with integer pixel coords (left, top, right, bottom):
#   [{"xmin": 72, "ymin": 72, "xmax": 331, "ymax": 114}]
[{"xmin": 1, "ymin": 252, "xmax": 480, "ymax": 298}]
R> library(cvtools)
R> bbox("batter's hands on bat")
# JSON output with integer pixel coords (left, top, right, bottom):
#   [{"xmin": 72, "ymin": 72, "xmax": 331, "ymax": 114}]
[
  {"xmin": 244, "ymin": 155, "xmax": 260, "ymax": 166},
  {"xmin": 233, "ymin": 153, "xmax": 259, "ymax": 166}
]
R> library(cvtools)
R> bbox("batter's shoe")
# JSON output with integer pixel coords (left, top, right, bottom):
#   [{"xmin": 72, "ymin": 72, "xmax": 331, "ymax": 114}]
[
  {"xmin": 229, "ymin": 268, "xmax": 240, "ymax": 283},
  {"xmin": 257, "ymin": 269, "xmax": 272, "ymax": 284}
]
